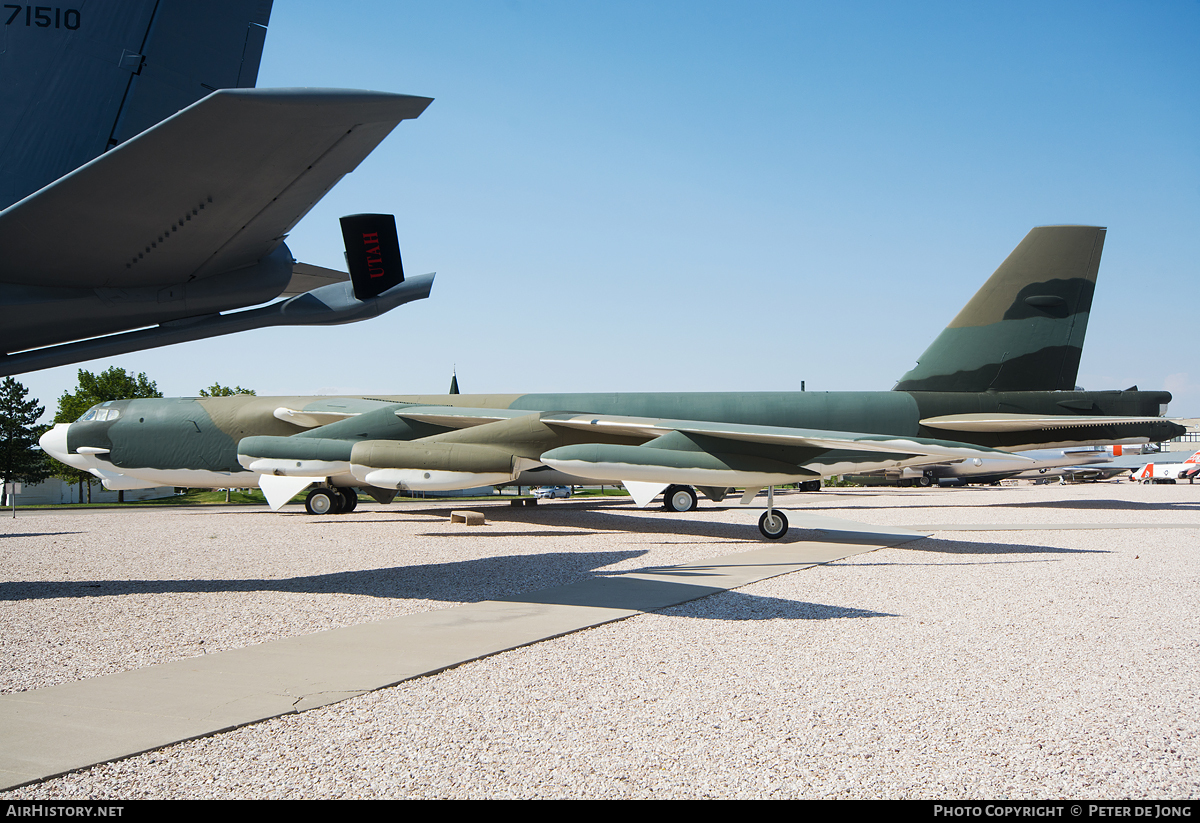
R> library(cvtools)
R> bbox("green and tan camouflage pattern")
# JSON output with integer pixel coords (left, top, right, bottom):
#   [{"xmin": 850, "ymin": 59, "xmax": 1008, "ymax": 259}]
[
  {"xmin": 895, "ymin": 226, "xmax": 1104, "ymax": 392},
  {"xmin": 64, "ymin": 388, "xmax": 1181, "ymax": 478}
]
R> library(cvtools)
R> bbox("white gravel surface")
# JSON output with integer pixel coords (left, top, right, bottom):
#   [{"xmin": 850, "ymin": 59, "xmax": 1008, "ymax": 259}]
[{"xmin": 2, "ymin": 482, "xmax": 1198, "ymax": 798}]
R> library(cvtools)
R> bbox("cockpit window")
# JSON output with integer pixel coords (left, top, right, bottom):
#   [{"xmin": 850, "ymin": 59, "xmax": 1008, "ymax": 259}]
[{"xmin": 78, "ymin": 407, "xmax": 120, "ymax": 422}]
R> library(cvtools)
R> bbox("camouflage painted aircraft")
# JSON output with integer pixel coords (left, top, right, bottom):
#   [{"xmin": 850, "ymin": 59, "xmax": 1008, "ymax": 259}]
[
  {"xmin": 0, "ymin": 0, "xmax": 433, "ymax": 376},
  {"xmin": 41, "ymin": 226, "xmax": 1185, "ymax": 539}
]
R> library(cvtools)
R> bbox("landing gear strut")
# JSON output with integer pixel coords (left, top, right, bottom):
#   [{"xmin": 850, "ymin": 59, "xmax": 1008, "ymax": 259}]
[{"xmin": 757, "ymin": 485, "xmax": 789, "ymax": 539}]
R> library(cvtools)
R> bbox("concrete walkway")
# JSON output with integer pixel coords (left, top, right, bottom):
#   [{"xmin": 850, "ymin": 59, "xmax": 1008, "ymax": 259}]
[{"xmin": 0, "ymin": 513, "xmax": 925, "ymax": 790}]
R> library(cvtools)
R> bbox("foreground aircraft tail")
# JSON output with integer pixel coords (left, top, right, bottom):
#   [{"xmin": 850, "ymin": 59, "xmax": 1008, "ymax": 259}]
[
  {"xmin": 894, "ymin": 226, "xmax": 1104, "ymax": 392},
  {"xmin": 0, "ymin": 0, "xmax": 273, "ymax": 211}
]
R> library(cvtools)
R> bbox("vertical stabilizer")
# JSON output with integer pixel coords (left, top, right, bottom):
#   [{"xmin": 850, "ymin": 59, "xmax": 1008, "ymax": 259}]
[
  {"xmin": 894, "ymin": 225, "xmax": 1104, "ymax": 393},
  {"xmin": 0, "ymin": 0, "xmax": 272, "ymax": 211}
]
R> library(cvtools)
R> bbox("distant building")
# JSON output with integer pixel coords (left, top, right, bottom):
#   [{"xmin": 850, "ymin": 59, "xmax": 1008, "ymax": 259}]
[{"xmin": 11, "ymin": 478, "xmax": 175, "ymax": 505}]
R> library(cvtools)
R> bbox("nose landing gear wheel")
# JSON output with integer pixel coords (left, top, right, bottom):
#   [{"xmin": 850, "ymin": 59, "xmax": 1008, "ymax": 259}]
[
  {"xmin": 664, "ymin": 485, "xmax": 698, "ymax": 512},
  {"xmin": 758, "ymin": 510, "xmax": 789, "ymax": 540}
]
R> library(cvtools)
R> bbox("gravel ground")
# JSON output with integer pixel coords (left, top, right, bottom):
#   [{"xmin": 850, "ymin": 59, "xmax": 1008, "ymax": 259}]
[{"xmin": 2, "ymin": 482, "xmax": 1198, "ymax": 798}]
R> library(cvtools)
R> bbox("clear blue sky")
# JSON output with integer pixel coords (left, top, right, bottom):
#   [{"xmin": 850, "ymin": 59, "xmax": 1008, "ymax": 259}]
[{"xmin": 20, "ymin": 0, "xmax": 1200, "ymax": 417}]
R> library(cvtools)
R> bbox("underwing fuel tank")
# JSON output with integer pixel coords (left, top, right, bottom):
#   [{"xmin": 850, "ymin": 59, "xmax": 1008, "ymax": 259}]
[
  {"xmin": 237, "ymin": 436, "xmax": 354, "ymax": 477},
  {"xmin": 540, "ymin": 443, "xmax": 819, "ymax": 487},
  {"xmin": 348, "ymin": 440, "xmax": 523, "ymax": 491}
]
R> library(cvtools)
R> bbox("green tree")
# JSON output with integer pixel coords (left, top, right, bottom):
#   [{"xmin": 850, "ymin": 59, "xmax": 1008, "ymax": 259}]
[
  {"xmin": 55, "ymin": 367, "xmax": 161, "ymax": 425},
  {"xmin": 0, "ymin": 378, "xmax": 53, "ymax": 503},
  {"xmin": 53, "ymin": 368, "xmax": 162, "ymax": 503},
  {"xmin": 198, "ymin": 383, "xmax": 255, "ymax": 397}
]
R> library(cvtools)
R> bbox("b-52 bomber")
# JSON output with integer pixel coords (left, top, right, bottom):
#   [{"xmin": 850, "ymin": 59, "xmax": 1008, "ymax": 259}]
[{"xmin": 42, "ymin": 226, "xmax": 1185, "ymax": 539}]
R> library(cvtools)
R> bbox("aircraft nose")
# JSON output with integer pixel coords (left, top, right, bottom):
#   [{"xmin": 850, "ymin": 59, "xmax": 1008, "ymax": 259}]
[{"xmin": 40, "ymin": 423, "xmax": 90, "ymax": 470}]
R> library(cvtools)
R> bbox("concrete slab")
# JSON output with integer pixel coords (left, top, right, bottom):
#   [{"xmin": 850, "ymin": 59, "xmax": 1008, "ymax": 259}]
[{"xmin": 0, "ymin": 513, "xmax": 924, "ymax": 790}]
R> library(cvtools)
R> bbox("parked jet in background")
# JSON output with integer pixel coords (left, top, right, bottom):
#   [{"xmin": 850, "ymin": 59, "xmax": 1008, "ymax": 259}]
[
  {"xmin": 42, "ymin": 226, "xmax": 1186, "ymax": 539},
  {"xmin": 849, "ymin": 447, "xmax": 1116, "ymax": 487},
  {"xmin": 1132, "ymin": 451, "xmax": 1200, "ymax": 484},
  {"xmin": 0, "ymin": 0, "xmax": 433, "ymax": 376}
]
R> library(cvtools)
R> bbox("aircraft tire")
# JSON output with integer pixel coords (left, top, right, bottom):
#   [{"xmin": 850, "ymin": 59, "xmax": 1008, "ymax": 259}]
[
  {"xmin": 758, "ymin": 510, "xmax": 789, "ymax": 540},
  {"xmin": 340, "ymin": 489, "xmax": 358, "ymax": 513},
  {"xmin": 917, "ymin": 475, "xmax": 932, "ymax": 487},
  {"xmin": 305, "ymin": 488, "xmax": 341, "ymax": 515},
  {"xmin": 664, "ymin": 485, "xmax": 698, "ymax": 513}
]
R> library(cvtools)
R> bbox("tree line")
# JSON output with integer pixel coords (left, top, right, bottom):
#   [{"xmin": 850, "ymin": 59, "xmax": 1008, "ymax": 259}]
[{"xmin": 0, "ymin": 369, "xmax": 253, "ymax": 504}]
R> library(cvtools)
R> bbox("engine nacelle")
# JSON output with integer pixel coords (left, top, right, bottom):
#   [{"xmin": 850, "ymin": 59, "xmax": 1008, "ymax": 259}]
[{"xmin": 349, "ymin": 440, "xmax": 520, "ymax": 491}]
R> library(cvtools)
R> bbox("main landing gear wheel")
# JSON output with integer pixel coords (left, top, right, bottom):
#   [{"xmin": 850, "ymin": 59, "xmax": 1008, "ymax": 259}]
[
  {"xmin": 664, "ymin": 485, "xmax": 698, "ymax": 513},
  {"xmin": 339, "ymin": 489, "xmax": 358, "ymax": 513},
  {"xmin": 305, "ymin": 487, "xmax": 340, "ymax": 515},
  {"xmin": 758, "ymin": 510, "xmax": 789, "ymax": 540}
]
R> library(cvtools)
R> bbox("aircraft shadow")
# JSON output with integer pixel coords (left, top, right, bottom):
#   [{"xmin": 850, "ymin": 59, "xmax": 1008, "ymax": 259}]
[
  {"xmin": 663, "ymin": 590, "xmax": 895, "ymax": 621},
  {"xmin": 976, "ymin": 498, "xmax": 1200, "ymax": 512},
  {"xmin": 0, "ymin": 546, "xmax": 895, "ymax": 621},
  {"xmin": 773, "ymin": 490, "xmax": 1200, "ymax": 515},
  {"xmin": 302, "ymin": 501, "xmax": 923, "ymax": 545},
  {"xmin": 0, "ymin": 550, "xmax": 646, "ymax": 603},
  {"xmin": 899, "ymin": 537, "xmax": 1107, "ymax": 556}
]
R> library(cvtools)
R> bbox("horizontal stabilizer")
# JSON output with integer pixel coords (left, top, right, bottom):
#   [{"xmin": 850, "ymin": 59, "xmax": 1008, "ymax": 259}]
[
  {"xmin": 282, "ymin": 263, "xmax": 349, "ymax": 296},
  {"xmin": 919, "ymin": 413, "xmax": 1172, "ymax": 433},
  {"xmin": 0, "ymin": 88, "xmax": 432, "ymax": 290},
  {"xmin": 0, "ymin": 274, "xmax": 434, "ymax": 376}
]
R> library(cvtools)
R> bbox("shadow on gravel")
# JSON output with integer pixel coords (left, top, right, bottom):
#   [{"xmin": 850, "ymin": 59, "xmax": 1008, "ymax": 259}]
[
  {"xmin": 0, "ymin": 532, "xmax": 83, "ymax": 539},
  {"xmin": 0, "ymin": 549, "xmax": 647, "ymax": 603},
  {"xmin": 662, "ymin": 590, "xmax": 896, "ymax": 621},
  {"xmin": 895, "ymin": 536, "xmax": 1107, "ymax": 555},
  {"xmin": 294, "ymin": 501, "xmax": 923, "ymax": 546},
  {"xmin": 979, "ymin": 498, "xmax": 1200, "ymax": 511}
]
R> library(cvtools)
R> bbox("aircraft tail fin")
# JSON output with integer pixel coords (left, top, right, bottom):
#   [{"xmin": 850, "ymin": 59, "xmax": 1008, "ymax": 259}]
[
  {"xmin": 340, "ymin": 214, "xmax": 406, "ymax": 301},
  {"xmin": 894, "ymin": 226, "xmax": 1105, "ymax": 393},
  {"xmin": 0, "ymin": 0, "xmax": 273, "ymax": 211}
]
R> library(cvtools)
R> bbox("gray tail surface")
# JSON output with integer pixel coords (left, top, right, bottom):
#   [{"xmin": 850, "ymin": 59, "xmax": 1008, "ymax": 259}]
[
  {"xmin": 0, "ymin": 0, "xmax": 272, "ymax": 211},
  {"xmin": 894, "ymin": 225, "xmax": 1105, "ymax": 393}
]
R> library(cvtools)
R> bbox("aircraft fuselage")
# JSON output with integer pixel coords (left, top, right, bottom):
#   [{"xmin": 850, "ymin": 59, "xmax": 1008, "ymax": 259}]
[{"xmin": 46, "ymin": 389, "xmax": 1182, "ymax": 492}]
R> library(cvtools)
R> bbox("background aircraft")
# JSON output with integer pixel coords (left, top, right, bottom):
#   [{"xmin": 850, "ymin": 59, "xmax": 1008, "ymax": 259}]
[
  {"xmin": 0, "ymin": 0, "xmax": 433, "ymax": 376},
  {"xmin": 848, "ymin": 447, "xmax": 1116, "ymax": 487},
  {"xmin": 42, "ymin": 225, "xmax": 1186, "ymax": 539},
  {"xmin": 1131, "ymin": 451, "xmax": 1200, "ymax": 484}
]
